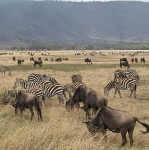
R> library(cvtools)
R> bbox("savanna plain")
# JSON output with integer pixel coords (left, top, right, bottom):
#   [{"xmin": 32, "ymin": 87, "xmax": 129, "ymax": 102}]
[{"xmin": 0, "ymin": 50, "xmax": 149, "ymax": 150}]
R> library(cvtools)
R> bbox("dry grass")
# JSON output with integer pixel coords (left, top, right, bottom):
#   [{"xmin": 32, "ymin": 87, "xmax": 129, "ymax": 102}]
[{"xmin": 0, "ymin": 50, "xmax": 149, "ymax": 150}]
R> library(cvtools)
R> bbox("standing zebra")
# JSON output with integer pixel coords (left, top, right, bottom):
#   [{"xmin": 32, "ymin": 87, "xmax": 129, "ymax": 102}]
[
  {"xmin": 104, "ymin": 78, "xmax": 137, "ymax": 98},
  {"xmin": 27, "ymin": 73, "xmax": 58, "ymax": 84},
  {"xmin": 114, "ymin": 69, "xmax": 140, "ymax": 82},
  {"xmin": 13, "ymin": 77, "xmax": 66, "ymax": 104}
]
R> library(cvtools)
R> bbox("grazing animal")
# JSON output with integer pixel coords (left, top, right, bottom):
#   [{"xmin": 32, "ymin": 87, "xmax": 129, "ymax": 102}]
[
  {"xmin": 0, "ymin": 65, "xmax": 11, "ymax": 76},
  {"xmin": 28, "ymin": 73, "xmax": 58, "ymax": 84},
  {"xmin": 134, "ymin": 58, "xmax": 138, "ymax": 63},
  {"xmin": 140, "ymin": 57, "xmax": 146, "ymax": 64},
  {"xmin": 114, "ymin": 69, "xmax": 140, "ymax": 82},
  {"xmin": 120, "ymin": 58, "xmax": 130, "ymax": 69},
  {"xmin": 71, "ymin": 74, "xmax": 83, "ymax": 83},
  {"xmin": 71, "ymin": 85, "xmax": 108, "ymax": 120},
  {"xmin": 104, "ymin": 79, "xmax": 137, "ymax": 98},
  {"xmin": 33, "ymin": 59, "xmax": 43, "ymax": 67},
  {"xmin": 13, "ymin": 91, "xmax": 42, "ymax": 121},
  {"xmin": 131, "ymin": 58, "xmax": 134, "ymax": 64},
  {"xmin": 17, "ymin": 59, "xmax": 24, "ymax": 65},
  {"xmin": 55, "ymin": 57, "xmax": 62, "ymax": 62},
  {"xmin": 14, "ymin": 77, "xmax": 66, "ymax": 104},
  {"xmin": 83, "ymin": 106, "xmax": 149, "ymax": 146},
  {"xmin": 12, "ymin": 56, "xmax": 16, "ymax": 61},
  {"xmin": 84, "ymin": 58, "xmax": 92, "ymax": 64}
]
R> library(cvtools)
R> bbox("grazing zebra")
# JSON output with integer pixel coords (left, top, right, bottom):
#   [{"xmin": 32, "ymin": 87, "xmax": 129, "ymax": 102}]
[
  {"xmin": 114, "ymin": 69, "xmax": 140, "ymax": 82},
  {"xmin": 13, "ymin": 78, "xmax": 66, "ymax": 104},
  {"xmin": 13, "ymin": 78, "xmax": 44, "ymax": 97},
  {"xmin": 104, "ymin": 79, "xmax": 137, "ymax": 98},
  {"xmin": 27, "ymin": 73, "xmax": 58, "ymax": 84}
]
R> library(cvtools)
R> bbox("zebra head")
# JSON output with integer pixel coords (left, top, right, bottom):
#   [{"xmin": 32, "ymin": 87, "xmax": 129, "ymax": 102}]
[{"xmin": 104, "ymin": 80, "xmax": 116, "ymax": 96}]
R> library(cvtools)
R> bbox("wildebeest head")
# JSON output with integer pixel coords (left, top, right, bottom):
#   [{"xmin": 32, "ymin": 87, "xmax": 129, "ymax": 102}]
[
  {"xmin": 83, "ymin": 108, "xmax": 103, "ymax": 135},
  {"xmin": 71, "ymin": 84, "xmax": 86, "ymax": 105}
]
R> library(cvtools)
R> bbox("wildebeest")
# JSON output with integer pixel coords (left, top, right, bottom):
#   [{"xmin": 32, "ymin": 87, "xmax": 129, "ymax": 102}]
[
  {"xmin": 131, "ymin": 58, "xmax": 134, "ymax": 64},
  {"xmin": 33, "ymin": 59, "xmax": 43, "ymax": 67},
  {"xmin": 12, "ymin": 91, "xmax": 43, "ymax": 121},
  {"xmin": 140, "ymin": 57, "xmax": 146, "ymax": 64},
  {"xmin": 134, "ymin": 58, "xmax": 138, "ymax": 63},
  {"xmin": 0, "ymin": 65, "xmax": 11, "ymax": 76},
  {"xmin": 83, "ymin": 106, "xmax": 149, "ymax": 146},
  {"xmin": 71, "ymin": 84, "xmax": 108, "ymax": 120},
  {"xmin": 120, "ymin": 58, "xmax": 130, "ymax": 69},
  {"xmin": 55, "ymin": 57, "xmax": 62, "ymax": 62},
  {"xmin": 12, "ymin": 56, "xmax": 16, "ymax": 61},
  {"xmin": 72, "ymin": 74, "xmax": 83, "ymax": 83},
  {"xmin": 17, "ymin": 59, "xmax": 24, "ymax": 65},
  {"xmin": 84, "ymin": 58, "xmax": 92, "ymax": 64}
]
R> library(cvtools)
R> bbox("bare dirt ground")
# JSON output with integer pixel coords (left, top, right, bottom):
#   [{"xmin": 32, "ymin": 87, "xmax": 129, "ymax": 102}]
[{"xmin": 0, "ymin": 50, "xmax": 149, "ymax": 150}]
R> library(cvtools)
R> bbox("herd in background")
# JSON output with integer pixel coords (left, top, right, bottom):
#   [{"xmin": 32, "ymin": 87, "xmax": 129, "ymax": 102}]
[{"xmin": 2, "ymin": 68, "xmax": 149, "ymax": 147}]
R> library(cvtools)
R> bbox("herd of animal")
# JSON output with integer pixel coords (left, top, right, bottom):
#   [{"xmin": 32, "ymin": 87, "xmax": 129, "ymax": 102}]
[{"xmin": 2, "ymin": 68, "xmax": 149, "ymax": 147}]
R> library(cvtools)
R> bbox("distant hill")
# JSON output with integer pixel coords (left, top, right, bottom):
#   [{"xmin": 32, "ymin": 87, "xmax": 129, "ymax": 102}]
[{"xmin": 1, "ymin": 1, "xmax": 149, "ymax": 46}]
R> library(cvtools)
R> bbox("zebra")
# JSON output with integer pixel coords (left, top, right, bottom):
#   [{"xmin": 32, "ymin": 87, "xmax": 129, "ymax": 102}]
[
  {"xmin": 114, "ymin": 69, "xmax": 140, "ymax": 82},
  {"xmin": 13, "ymin": 78, "xmax": 66, "ymax": 104},
  {"xmin": 13, "ymin": 78, "xmax": 44, "ymax": 97},
  {"xmin": 104, "ymin": 78, "xmax": 137, "ymax": 98},
  {"xmin": 64, "ymin": 82, "xmax": 83, "ymax": 99},
  {"xmin": 27, "ymin": 73, "xmax": 58, "ymax": 84}
]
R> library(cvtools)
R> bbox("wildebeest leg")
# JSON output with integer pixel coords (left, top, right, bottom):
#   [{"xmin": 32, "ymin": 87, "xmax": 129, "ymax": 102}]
[
  {"xmin": 35, "ymin": 101, "xmax": 43, "ymax": 121},
  {"xmin": 128, "ymin": 126, "xmax": 135, "ymax": 146},
  {"xmin": 120, "ymin": 129, "xmax": 127, "ymax": 146},
  {"xmin": 58, "ymin": 95, "xmax": 64, "ymax": 104},
  {"xmin": 29, "ymin": 107, "xmax": 34, "ymax": 121}
]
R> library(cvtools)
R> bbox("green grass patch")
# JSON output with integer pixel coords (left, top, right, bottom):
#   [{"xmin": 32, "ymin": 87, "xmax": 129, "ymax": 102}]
[{"xmin": 8, "ymin": 63, "xmax": 149, "ymax": 72}]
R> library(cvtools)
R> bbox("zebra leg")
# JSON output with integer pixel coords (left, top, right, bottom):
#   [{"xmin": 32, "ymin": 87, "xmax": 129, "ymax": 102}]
[
  {"xmin": 118, "ymin": 90, "xmax": 122, "ymax": 98},
  {"xmin": 114, "ymin": 89, "xmax": 117, "ymax": 97}
]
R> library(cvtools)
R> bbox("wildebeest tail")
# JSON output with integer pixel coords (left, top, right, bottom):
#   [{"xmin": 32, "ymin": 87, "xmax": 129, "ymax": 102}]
[{"xmin": 135, "ymin": 118, "xmax": 149, "ymax": 134}]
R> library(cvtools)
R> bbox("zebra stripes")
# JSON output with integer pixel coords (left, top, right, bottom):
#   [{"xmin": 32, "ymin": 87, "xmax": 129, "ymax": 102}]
[
  {"xmin": 64, "ymin": 82, "xmax": 83, "ymax": 99},
  {"xmin": 13, "ymin": 73, "xmax": 66, "ymax": 104},
  {"xmin": 104, "ymin": 78, "xmax": 137, "ymax": 98},
  {"xmin": 114, "ymin": 69, "xmax": 140, "ymax": 82},
  {"xmin": 28, "ymin": 73, "xmax": 58, "ymax": 84}
]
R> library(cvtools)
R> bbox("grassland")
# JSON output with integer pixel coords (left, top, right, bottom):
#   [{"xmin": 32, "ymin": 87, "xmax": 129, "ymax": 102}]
[{"xmin": 0, "ymin": 50, "xmax": 149, "ymax": 150}]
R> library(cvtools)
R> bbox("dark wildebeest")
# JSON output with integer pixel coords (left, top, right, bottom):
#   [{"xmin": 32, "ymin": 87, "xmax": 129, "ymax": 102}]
[
  {"xmin": 44, "ymin": 58, "xmax": 48, "ymax": 61},
  {"xmin": 134, "ymin": 58, "xmax": 138, "ymax": 63},
  {"xmin": 12, "ymin": 56, "xmax": 16, "ymax": 61},
  {"xmin": 55, "ymin": 57, "xmax": 62, "ymax": 62},
  {"xmin": 71, "ymin": 84, "xmax": 108, "ymax": 120},
  {"xmin": 120, "ymin": 58, "xmax": 130, "ymax": 69},
  {"xmin": 84, "ymin": 58, "xmax": 92, "ymax": 64},
  {"xmin": 11, "ymin": 91, "xmax": 43, "ymax": 121},
  {"xmin": 30, "ymin": 57, "xmax": 34, "ymax": 62},
  {"xmin": 83, "ymin": 106, "xmax": 149, "ymax": 146},
  {"xmin": 33, "ymin": 59, "xmax": 43, "ymax": 67},
  {"xmin": 141, "ymin": 57, "xmax": 146, "ymax": 64},
  {"xmin": 17, "ymin": 59, "xmax": 24, "ymax": 65},
  {"xmin": 131, "ymin": 58, "xmax": 134, "ymax": 64},
  {"xmin": 72, "ymin": 74, "xmax": 82, "ymax": 83}
]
